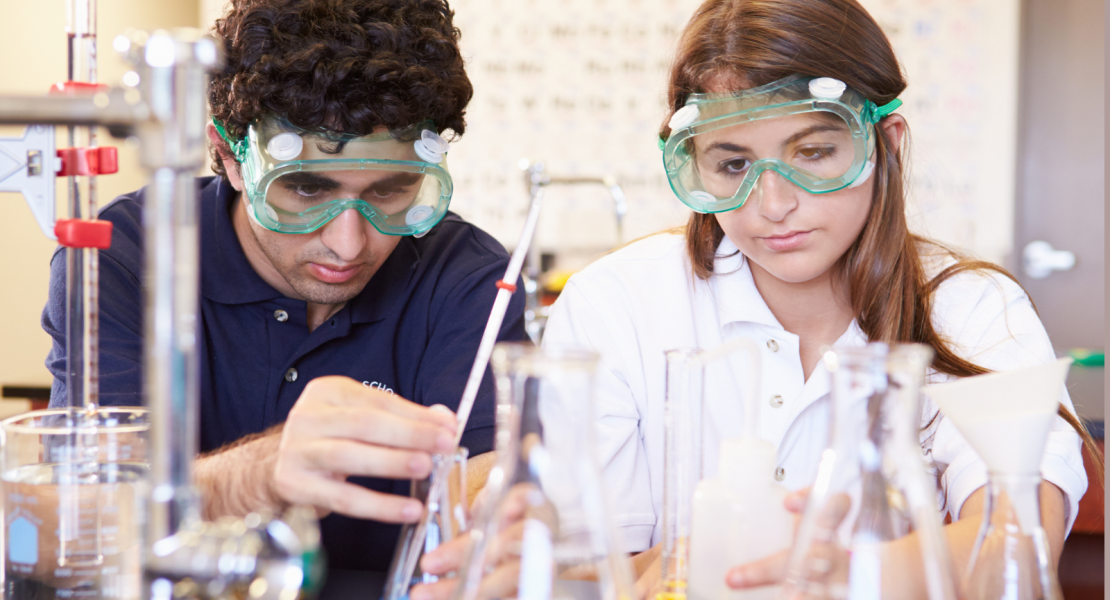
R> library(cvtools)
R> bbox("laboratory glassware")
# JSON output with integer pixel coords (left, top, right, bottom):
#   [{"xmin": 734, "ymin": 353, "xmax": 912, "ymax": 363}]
[
  {"xmin": 450, "ymin": 343, "xmax": 637, "ymax": 600},
  {"xmin": 687, "ymin": 339, "xmax": 792, "ymax": 600},
  {"xmin": 2, "ymin": 407, "xmax": 149, "ymax": 599},
  {"xmin": 659, "ymin": 348, "xmax": 703, "ymax": 600},
  {"xmin": 0, "ymin": 27, "xmax": 323, "ymax": 598},
  {"xmin": 780, "ymin": 343, "xmax": 959, "ymax": 600},
  {"xmin": 925, "ymin": 358, "xmax": 1073, "ymax": 600},
  {"xmin": 382, "ymin": 448, "xmax": 470, "ymax": 597}
]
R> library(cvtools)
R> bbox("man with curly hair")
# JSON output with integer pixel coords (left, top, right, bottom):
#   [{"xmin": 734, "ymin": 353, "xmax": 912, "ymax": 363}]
[{"xmin": 41, "ymin": 0, "xmax": 525, "ymax": 577}]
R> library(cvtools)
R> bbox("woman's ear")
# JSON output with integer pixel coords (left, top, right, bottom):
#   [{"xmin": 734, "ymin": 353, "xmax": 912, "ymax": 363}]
[
  {"xmin": 878, "ymin": 114, "xmax": 906, "ymax": 150},
  {"xmin": 206, "ymin": 122, "xmax": 245, "ymax": 192}
]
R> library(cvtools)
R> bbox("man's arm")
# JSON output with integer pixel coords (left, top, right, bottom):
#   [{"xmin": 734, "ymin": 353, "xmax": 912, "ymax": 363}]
[{"xmin": 195, "ymin": 425, "xmax": 284, "ymax": 519}]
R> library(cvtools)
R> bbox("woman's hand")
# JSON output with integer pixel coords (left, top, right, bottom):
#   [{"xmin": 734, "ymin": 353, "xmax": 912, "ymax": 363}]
[
  {"xmin": 409, "ymin": 484, "xmax": 533, "ymax": 600},
  {"xmin": 725, "ymin": 489, "xmax": 852, "ymax": 599},
  {"xmin": 630, "ymin": 543, "xmax": 663, "ymax": 600}
]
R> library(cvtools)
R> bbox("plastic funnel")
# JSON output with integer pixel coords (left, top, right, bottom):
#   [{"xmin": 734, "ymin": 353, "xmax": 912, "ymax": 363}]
[{"xmin": 924, "ymin": 358, "xmax": 1072, "ymax": 532}]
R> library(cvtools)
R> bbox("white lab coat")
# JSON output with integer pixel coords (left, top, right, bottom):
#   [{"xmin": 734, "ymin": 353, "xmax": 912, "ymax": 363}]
[{"xmin": 541, "ymin": 233, "xmax": 1088, "ymax": 552}]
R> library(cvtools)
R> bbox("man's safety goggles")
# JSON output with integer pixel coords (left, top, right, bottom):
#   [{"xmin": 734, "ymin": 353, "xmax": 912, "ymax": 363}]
[{"xmin": 215, "ymin": 117, "xmax": 453, "ymax": 236}]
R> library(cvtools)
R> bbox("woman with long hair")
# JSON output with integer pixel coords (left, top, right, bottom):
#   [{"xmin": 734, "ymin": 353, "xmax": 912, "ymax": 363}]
[
  {"xmin": 535, "ymin": 0, "xmax": 1100, "ymax": 596},
  {"xmin": 409, "ymin": 1, "xmax": 1100, "ymax": 598}
]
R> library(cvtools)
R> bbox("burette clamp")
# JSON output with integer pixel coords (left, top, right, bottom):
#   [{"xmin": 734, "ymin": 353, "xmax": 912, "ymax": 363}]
[{"xmin": 55, "ymin": 219, "xmax": 113, "ymax": 249}]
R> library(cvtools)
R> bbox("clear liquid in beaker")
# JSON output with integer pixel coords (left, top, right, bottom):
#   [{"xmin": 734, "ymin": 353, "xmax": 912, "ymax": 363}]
[{"xmin": 3, "ymin": 462, "xmax": 146, "ymax": 600}]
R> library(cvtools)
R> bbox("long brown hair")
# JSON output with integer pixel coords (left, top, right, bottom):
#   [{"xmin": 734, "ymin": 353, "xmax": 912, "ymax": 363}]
[{"xmin": 666, "ymin": 0, "xmax": 1103, "ymax": 483}]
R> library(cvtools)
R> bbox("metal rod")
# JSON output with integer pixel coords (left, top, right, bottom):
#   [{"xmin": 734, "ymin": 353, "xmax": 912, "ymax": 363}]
[{"xmin": 0, "ymin": 94, "xmax": 144, "ymax": 131}]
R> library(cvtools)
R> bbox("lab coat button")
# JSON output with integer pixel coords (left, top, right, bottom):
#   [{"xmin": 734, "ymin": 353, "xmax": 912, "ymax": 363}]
[
  {"xmin": 274, "ymin": 309, "xmax": 289, "ymax": 322},
  {"xmin": 766, "ymin": 339, "xmax": 779, "ymax": 352},
  {"xmin": 284, "ymin": 368, "xmax": 298, "ymax": 382},
  {"xmin": 775, "ymin": 467, "xmax": 785, "ymax": 481},
  {"xmin": 769, "ymin": 395, "xmax": 784, "ymax": 408}
]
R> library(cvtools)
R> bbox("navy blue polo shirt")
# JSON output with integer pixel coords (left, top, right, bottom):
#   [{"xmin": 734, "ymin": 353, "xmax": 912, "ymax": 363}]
[{"xmin": 42, "ymin": 176, "xmax": 526, "ymax": 571}]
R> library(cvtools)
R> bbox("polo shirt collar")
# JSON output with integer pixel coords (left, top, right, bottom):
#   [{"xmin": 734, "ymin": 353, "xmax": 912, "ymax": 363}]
[
  {"xmin": 712, "ymin": 235, "xmax": 783, "ymax": 330},
  {"xmin": 200, "ymin": 178, "xmax": 285, "ymax": 305}
]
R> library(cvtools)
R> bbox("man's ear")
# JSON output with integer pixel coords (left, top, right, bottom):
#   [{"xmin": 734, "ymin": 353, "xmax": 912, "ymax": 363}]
[
  {"xmin": 878, "ymin": 113, "xmax": 906, "ymax": 151},
  {"xmin": 206, "ymin": 122, "xmax": 245, "ymax": 192}
]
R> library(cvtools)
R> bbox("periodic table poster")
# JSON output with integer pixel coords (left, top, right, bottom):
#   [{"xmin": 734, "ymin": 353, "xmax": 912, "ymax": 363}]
[{"xmin": 445, "ymin": 0, "xmax": 1020, "ymax": 267}]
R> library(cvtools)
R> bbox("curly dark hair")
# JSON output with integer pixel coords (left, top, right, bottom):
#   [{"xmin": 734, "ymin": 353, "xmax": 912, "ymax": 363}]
[{"xmin": 208, "ymin": 0, "xmax": 473, "ymax": 177}]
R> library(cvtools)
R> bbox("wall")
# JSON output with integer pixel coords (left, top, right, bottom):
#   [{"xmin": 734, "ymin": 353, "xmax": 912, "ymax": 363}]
[
  {"xmin": 0, "ymin": 0, "xmax": 200, "ymax": 390},
  {"xmin": 445, "ymin": 0, "xmax": 1022, "ymax": 270},
  {"xmin": 0, "ymin": 0, "xmax": 1054, "ymax": 390}
]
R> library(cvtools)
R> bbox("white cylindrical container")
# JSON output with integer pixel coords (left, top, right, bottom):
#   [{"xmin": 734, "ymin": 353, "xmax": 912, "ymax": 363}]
[{"xmin": 688, "ymin": 438, "xmax": 793, "ymax": 600}]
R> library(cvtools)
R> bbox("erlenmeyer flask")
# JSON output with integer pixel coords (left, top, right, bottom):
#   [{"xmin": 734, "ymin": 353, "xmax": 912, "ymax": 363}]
[
  {"xmin": 962, "ymin": 474, "xmax": 1061, "ymax": 600},
  {"xmin": 924, "ymin": 358, "xmax": 1073, "ymax": 600},
  {"xmin": 781, "ymin": 343, "xmax": 958, "ymax": 600},
  {"xmin": 451, "ymin": 343, "xmax": 636, "ymax": 600}
]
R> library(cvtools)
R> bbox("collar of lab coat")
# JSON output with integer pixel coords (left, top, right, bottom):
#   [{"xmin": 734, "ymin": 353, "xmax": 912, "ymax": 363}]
[
  {"xmin": 708, "ymin": 235, "xmax": 870, "ymax": 440},
  {"xmin": 711, "ymin": 235, "xmax": 868, "ymax": 346},
  {"xmin": 711, "ymin": 236, "xmax": 785, "ymax": 329}
]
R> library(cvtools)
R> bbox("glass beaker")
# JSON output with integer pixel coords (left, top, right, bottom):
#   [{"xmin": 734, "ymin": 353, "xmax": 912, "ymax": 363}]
[
  {"xmin": 452, "ymin": 343, "xmax": 636, "ymax": 600},
  {"xmin": 781, "ymin": 343, "xmax": 958, "ymax": 600},
  {"xmin": 381, "ymin": 447, "xmax": 470, "ymax": 599},
  {"xmin": 2, "ymin": 407, "xmax": 150, "ymax": 600}
]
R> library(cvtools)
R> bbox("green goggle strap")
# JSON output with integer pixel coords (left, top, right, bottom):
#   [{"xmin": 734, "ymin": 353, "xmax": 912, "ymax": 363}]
[
  {"xmin": 212, "ymin": 118, "xmax": 250, "ymax": 163},
  {"xmin": 863, "ymin": 98, "xmax": 903, "ymax": 124}
]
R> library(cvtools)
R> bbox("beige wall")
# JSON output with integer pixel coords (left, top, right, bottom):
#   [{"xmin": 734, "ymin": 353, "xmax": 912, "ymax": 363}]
[{"xmin": 0, "ymin": 1, "xmax": 199, "ymax": 391}]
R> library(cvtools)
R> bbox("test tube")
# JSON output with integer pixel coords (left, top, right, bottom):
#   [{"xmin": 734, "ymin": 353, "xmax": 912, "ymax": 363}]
[{"xmin": 659, "ymin": 349, "xmax": 703, "ymax": 600}]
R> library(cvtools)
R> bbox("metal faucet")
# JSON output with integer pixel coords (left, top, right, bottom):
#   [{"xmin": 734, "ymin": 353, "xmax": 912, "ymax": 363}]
[
  {"xmin": 0, "ymin": 28, "xmax": 321, "ymax": 600},
  {"xmin": 518, "ymin": 159, "xmax": 628, "ymax": 344}
]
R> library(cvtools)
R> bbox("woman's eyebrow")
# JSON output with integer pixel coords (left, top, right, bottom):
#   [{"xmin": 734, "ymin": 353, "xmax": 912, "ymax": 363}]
[
  {"xmin": 782, "ymin": 122, "xmax": 848, "ymax": 146},
  {"xmin": 703, "ymin": 122, "xmax": 848, "ymax": 155}
]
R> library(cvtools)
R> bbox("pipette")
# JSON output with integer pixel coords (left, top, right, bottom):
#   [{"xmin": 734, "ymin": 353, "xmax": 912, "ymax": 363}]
[{"xmin": 382, "ymin": 164, "xmax": 547, "ymax": 600}]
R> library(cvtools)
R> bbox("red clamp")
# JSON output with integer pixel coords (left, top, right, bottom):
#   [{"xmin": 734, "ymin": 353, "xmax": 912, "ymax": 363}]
[
  {"xmin": 48, "ymin": 81, "xmax": 110, "ymax": 96},
  {"xmin": 495, "ymin": 280, "xmax": 517, "ymax": 293},
  {"xmin": 55, "ymin": 219, "xmax": 113, "ymax": 250},
  {"xmin": 56, "ymin": 147, "xmax": 119, "ymax": 176},
  {"xmin": 50, "ymin": 82, "xmax": 120, "ymax": 177}
]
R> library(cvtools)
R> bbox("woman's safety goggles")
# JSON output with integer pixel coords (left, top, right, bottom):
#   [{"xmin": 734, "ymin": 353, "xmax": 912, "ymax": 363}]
[
  {"xmin": 661, "ymin": 76, "xmax": 902, "ymax": 214},
  {"xmin": 214, "ymin": 117, "xmax": 453, "ymax": 236}
]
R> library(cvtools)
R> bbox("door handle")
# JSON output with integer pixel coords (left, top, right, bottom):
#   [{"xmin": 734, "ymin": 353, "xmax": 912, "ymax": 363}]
[{"xmin": 1023, "ymin": 240, "xmax": 1076, "ymax": 279}]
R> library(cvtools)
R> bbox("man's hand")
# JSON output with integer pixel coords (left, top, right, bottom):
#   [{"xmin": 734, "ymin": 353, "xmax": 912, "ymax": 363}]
[
  {"xmin": 273, "ymin": 376, "xmax": 458, "ymax": 521},
  {"xmin": 196, "ymin": 376, "xmax": 458, "ymax": 523}
]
